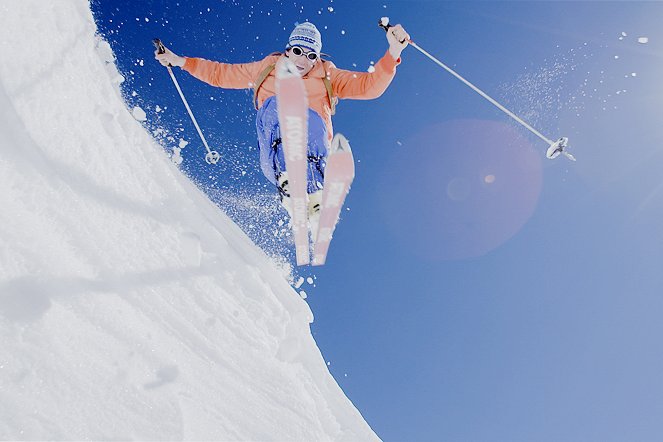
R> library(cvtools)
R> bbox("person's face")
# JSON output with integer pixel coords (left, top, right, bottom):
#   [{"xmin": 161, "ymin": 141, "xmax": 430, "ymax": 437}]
[{"xmin": 287, "ymin": 46, "xmax": 318, "ymax": 76}]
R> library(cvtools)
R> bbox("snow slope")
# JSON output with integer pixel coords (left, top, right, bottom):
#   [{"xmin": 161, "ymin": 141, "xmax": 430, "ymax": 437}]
[{"xmin": 0, "ymin": 1, "xmax": 377, "ymax": 440}]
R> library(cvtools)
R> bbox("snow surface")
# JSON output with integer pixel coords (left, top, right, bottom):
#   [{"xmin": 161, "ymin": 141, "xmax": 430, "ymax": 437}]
[{"xmin": 0, "ymin": 1, "xmax": 378, "ymax": 440}]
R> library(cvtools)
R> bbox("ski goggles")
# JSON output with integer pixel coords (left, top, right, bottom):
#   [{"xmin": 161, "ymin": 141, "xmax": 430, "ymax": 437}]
[{"xmin": 289, "ymin": 46, "xmax": 318, "ymax": 61}]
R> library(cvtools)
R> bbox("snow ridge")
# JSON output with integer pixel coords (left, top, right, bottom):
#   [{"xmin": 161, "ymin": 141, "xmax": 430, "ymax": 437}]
[{"xmin": 0, "ymin": 1, "xmax": 377, "ymax": 440}]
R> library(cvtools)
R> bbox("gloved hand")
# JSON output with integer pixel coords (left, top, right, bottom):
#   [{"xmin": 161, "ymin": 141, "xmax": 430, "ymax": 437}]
[
  {"xmin": 155, "ymin": 44, "xmax": 186, "ymax": 68},
  {"xmin": 386, "ymin": 24, "xmax": 410, "ymax": 60}
]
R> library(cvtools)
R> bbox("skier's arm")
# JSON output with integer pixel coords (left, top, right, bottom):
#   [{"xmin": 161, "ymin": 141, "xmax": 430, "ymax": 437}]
[
  {"xmin": 182, "ymin": 57, "xmax": 268, "ymax": 89},
  {"xmin": 329, "ymin": 23, "xmax": 408, "ymax": 100},
  {"xmin": 330, "ymin": 51, "xmax": 400, "ymax": 100},
  {"xmin": 154, "ymin": 43, "xmax": 271, "ymax": 89}
]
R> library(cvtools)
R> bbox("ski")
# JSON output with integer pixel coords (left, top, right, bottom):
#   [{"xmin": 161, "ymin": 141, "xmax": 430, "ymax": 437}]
[
  {"xmin": 275, "ymin": 58, "xmax": 310, "ymax": 266},
  {"xmin": 312, "ymin": 133, "xmax": 355, "ymax": 266}
]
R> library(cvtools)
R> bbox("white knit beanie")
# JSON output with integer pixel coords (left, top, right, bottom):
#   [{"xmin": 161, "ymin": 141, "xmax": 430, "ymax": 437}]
[{"xmin": 287, "ymin": 22, "xmax": 322, "ymax": 54}]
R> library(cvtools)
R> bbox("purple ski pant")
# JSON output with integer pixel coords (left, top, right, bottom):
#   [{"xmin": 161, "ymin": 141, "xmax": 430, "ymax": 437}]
[{"xmin": 256, "ymin": 96, "xmax": 328, "ymax": 194}]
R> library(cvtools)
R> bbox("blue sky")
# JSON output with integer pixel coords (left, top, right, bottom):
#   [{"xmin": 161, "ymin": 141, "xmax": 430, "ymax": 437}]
[{"xmin": 92, "ymin": 1, "xmax": 663, "ymax": 440}]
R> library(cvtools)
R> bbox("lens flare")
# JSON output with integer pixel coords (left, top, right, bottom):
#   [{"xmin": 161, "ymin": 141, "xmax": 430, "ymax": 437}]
[{"xmin": 379, "ymin": 119, "xmax": 543, "ymax": 261}]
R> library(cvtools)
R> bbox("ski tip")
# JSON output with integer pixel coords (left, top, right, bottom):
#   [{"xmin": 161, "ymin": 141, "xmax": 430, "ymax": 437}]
[
  {"xmin": 331, "ymin": 133, "xmax": 352, "ymax": 154},
  {"xmin": 295, "ymin": 243, "xmax": 310, "ymax": 266},
  {"xmin": 276, "ymin": 58, "xmax": 302, "ymax": 79}
]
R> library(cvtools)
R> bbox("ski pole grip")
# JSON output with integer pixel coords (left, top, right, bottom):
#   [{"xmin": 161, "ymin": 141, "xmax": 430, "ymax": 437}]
[
  {"xmin": 378, "ymin": 18, "xmax": 408, "ymax": 44},
  {"xmin": 153, "ymin": 38, "xmax": 166, "ymax": 54},
  {"xmin": 153, "ymin": 38, "xmax": 173, "ymax": 67},
  {"xmin": 378, "ymin": 19, "xmax": 393, "ymax": 33}
]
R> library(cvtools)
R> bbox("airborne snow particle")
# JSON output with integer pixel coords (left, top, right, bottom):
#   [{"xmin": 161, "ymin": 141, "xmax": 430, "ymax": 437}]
[
  {"xmin": 132, "ymin": 106, "xmax": 147, "ymax": 122},
  {"xmin": 638, "ymin": 37, "xmax": 649, "ymax": 44},
  {"xmin": 172, "ymin": 152, "xmax": 183, "ymax": 166}
]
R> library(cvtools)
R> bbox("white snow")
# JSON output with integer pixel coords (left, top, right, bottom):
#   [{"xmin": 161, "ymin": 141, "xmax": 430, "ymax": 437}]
[
  {"xmin": 171, "ymin": 146, "xmax": 184, "ymax": 165},
  {"xmin": 0, "ymin": 1, "xmax": 378, "ymax": 440},
  {"xmin": 638, "ymin": 37, "xmax": 649, "ymax": 44},
  {"xmin": 132, "ymin": 105, "xmax": 147, "ymax": 121}
]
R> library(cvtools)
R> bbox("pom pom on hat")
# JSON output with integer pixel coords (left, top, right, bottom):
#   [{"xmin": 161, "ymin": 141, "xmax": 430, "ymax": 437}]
[{"xmin": 287, "ymin": 22, "xmax": 322, "ymax": 54}]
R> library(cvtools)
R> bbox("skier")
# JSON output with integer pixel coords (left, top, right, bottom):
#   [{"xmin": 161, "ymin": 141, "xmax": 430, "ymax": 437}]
[{"xmin": 155, "ymin": 21, "xmax": 409, "ymax": 220}]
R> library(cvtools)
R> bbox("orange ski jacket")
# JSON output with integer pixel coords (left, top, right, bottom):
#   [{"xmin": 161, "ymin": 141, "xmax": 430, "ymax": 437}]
[{"xmin": 182, "ymin": 51, "xmax": 401, "ymax": 141}]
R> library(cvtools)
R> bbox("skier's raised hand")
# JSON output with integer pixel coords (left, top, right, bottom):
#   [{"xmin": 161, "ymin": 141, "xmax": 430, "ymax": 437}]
[
  {"xmin": 386, "ymin": 24, "xmax": 410, "ymax": 60},
  {"xmin": 155, "ymin": 44, "xmax": 185, "ymax": 68}
]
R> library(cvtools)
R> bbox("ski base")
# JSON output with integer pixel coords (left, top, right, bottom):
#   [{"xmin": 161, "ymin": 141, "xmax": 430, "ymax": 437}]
[
  {"xmin": 275, "ymin": 61, "xmax": 355, "ymax": 266},
  {"xmin": 312, "ymin": 134, "xmax": 355, "ymax": 266},
  {"xmin": 276, "ymin": 58, "xmax": 310, "ymax": 266}
]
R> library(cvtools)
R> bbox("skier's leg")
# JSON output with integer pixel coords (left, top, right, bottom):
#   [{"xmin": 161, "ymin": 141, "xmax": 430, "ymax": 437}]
[
  {"xmin": 305, "ymin": 108, "xmax": 328, "ymax": 196},
  {"xmin": 305, "ymin": 111, "xmax": 329, "ymax": 239},
  {"xmin": 256, "ymin": 96, "xmax": 283, "ymax": 185},
  {"xmin": 257, "ymin": 98, "xmax": 328, "ymax": 219},
  {"xmin": 256, "ymin": 96, "xmax": 291, "ymax": 214},
  {"xmin": 306, "ymin": 109, "xmax": 328, "ymax": 213}
]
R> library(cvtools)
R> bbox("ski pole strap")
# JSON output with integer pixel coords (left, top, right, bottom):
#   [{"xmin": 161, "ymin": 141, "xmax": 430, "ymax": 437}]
[
  {"xmin": 322, "ymin": 75, "xmax": 337, "ymax": 115},
  {"xmin": 253, "ymin": 64, "xmax": 276, "ymax": 110}
]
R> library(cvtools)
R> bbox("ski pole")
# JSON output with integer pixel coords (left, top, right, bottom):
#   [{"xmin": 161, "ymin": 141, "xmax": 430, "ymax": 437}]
[
  {"xmin": 153, "ymin": 39, "xmax": 221, "ymax": 165},
  {"xmin": 378, "ymin": 18, "xmax": 574, "ymax": 161}
]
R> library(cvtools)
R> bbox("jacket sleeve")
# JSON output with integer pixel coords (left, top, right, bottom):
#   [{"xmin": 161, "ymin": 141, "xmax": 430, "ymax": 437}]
[
  {"xmin": 330, "ymin": 51, "xmax": 401, "ymax": 100},
  {"xmin": 182, "ymin": 56, "xmax": 273, "ymax": 89}
]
